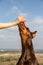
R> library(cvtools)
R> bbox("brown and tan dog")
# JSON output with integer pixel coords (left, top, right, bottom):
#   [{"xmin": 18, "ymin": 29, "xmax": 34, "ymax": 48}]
[
  {"xmin": 0, "ymin": 16, "xmax": 39, "ymax": 65},
  {"xmin": 17, "ymin": 22, "xmax": 39, "ymax": 65}
]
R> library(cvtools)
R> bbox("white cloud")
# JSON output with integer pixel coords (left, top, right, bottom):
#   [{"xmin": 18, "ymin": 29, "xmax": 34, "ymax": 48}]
[
  {"xmin": 5, "ymin": 6, "xmax": 28, "ymax": 17},
  {"xmin": 5, "ymin": 6, "xmax": 17, "ymax": 16},
  {"xmin": 9, "ymin": 27, "xmax": 15, "ymax": 30},
  {"xmin": 8, "ymin": 26, "xmax": 18, "ymax": 31},
  {"xmin": 0, "ymin": 33, "xmax": 17, "ymax": 39},
  {"xmin": 32, "ymin": 16, "xmax": 43, "ymax": 24},
  {"xmin": 11, "ymin": 6, "xmax": 18, "ymax": 13},
  {"xmin": 25, "ymin": 16, "xmax": 43, "ymax": 32},
  {"xmin": 19, "ymin": 12, "xmax": 28, "ymax": 17},
  {"xmin": 0, "ymin": 35, "xmax": 5, "ymax": 38}
]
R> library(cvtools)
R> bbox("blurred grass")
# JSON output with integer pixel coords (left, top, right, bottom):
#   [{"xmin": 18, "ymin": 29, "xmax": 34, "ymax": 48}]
[{"xmin": 0, "ymin": 52, "xmax": 43, "ymax": 65}]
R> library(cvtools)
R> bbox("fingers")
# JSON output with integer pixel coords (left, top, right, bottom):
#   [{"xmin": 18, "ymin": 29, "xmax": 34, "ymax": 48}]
[{"xmin": 17, "ymin": 16, "xmax": 26, "ymax": 22}]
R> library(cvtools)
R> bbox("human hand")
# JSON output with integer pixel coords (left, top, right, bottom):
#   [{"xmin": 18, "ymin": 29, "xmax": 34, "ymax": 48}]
[{"xmin": 16, "ymin": 16, "xmax": 26, "ymax": 23}]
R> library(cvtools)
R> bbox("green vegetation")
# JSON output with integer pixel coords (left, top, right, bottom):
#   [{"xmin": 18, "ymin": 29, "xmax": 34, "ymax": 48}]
[
  {"xmin": 10, "ymin": 63, "xmax": 15, "ymax": 65},
  {"xmin": 0, "ymin": 51, "xmax": 43, "ymax": 65},
  {"xmin": 40, "ymin": 64, "xmax": 43, "ymax": 65},
  {"xmin": 0, "ymin": 56, "xmax": 19, "ymax": 62}
]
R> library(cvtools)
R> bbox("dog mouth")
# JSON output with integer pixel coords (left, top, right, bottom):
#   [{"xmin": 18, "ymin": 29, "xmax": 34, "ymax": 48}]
[{"xmin": 19, "ymin": 22, "xmax": 26, "ymax": 30}]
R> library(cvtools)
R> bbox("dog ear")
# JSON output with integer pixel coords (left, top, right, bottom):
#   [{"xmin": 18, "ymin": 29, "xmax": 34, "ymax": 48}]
[{"xmin": 31, "ymin": 31, "xmax": 37, "ymax": 38}]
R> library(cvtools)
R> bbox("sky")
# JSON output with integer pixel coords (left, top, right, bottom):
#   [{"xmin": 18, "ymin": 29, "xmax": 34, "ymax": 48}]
[{"xmin": 0, "ymin": 0, "xmax": 43, "ymax": 50}]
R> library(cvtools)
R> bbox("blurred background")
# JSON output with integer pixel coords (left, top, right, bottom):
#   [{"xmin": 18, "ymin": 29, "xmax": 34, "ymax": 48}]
[{"xmin": 0, "ymin": 0, "xmax": 43, "ymax": 52}]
